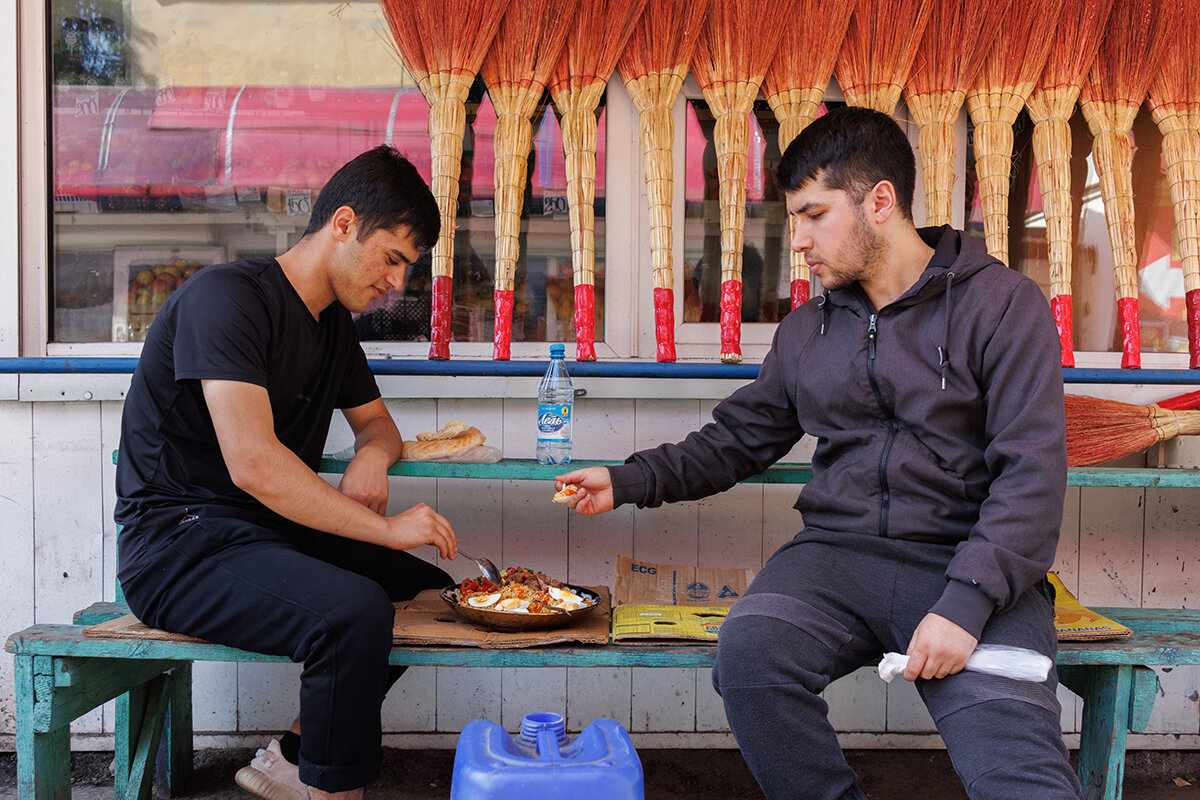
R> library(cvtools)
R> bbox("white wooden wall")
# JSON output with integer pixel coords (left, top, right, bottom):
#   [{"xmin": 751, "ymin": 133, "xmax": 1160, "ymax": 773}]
[{"xmin": 1, "ymin": 393, "xmax": 1198, "ymax": 752}]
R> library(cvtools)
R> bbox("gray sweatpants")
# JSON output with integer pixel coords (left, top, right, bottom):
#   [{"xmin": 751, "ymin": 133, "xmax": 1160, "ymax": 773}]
[{"xmin": 712, "ymin": 528, "xmax": 1082, "ymax": 800}]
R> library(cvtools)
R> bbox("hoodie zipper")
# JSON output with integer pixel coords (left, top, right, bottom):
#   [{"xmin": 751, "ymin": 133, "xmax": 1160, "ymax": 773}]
[{"xmin": 867, "ymin": 312, "xmax": 898, "ymax": 537}]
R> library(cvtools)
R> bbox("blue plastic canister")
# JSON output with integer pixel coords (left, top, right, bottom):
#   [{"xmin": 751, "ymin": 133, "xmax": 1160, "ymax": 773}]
[{"xmin": 450, "ymin": 712, "xmax": 644, "ymax": 799}]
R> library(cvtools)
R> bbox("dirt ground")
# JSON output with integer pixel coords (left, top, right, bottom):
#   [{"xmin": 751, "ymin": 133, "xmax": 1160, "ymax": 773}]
[{"xmin": 2, "ymin": 747, "xmax": 1198, "ymax": 799}]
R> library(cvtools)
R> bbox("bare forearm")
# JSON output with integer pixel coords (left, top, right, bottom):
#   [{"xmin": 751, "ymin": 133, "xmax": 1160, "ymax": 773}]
[
  {"xmin": 232, "ymin": 441, "xmax": 392, "ymax": 545},
  {"xmin": 353, "ymin": 414, "xmax": 403, "ymax": 465}
]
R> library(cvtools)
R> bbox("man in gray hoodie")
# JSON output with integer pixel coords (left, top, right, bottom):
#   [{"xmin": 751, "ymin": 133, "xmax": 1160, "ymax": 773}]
[{"xmin": 555, "ymin": 106, "xmax": 1080, "ymax": 799}]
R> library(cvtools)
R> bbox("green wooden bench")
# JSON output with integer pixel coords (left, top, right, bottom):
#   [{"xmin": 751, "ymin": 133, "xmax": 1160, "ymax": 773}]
[{"xmin": 8, "ymin": 459, "xmax": 1200, "ymax": 800}]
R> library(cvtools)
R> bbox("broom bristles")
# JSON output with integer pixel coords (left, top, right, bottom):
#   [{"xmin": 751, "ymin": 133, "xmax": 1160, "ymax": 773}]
[
  {"xmin": 763, "ymin": 0, "xmax": 853, "ymax": 104},
  {"xmin": 618, "ymin": 0, "xmax": 711, "ymax": 78},
  {"xmin": 381, "ymin": 0, "xmax": 510, "ymax": 90},
  {"xmin": 1079, "ymin": 0, "xmax": 1172, "ymax": 110},
  {"xmin": 1148, "ymin": 1, "xmax": 1200, "ymax": 116},
  {"xmin": 972, "ymin": 0, "xmax": 1064, "ymax": 94},
  {"xmin": 1035, "ymin": 0, "xmax": 1114, "ymax": 91},
  {"xmin": 690, "ymin": 0, "xmax": 795, "ymax": 92},
  {"xmin": 906, "ymin": 0, "xmax": 1009, "ymax": 98},
  {"xmin": 550, "ymin": 0, "xmax": 648, "ymax": 96},
  {"xmin": 835, "ymin": 0, "xmax": 936, "ymax": 113},
  {"xmin": 482, "ymin": 0, "xmax": 579, "ymax": 92},
  {"xmin": 1065, "ymin": 395, "xmax": 1200, "ymax": 466}
]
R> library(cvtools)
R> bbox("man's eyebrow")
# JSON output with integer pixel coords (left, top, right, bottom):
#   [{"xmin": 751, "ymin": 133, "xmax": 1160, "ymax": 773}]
[
  {"xmin": 389, "ymin": 248, "xmax": 415, "ymax": 265},
  {"xmin": 793, "ymin": 201, "xmax": 823, "ymax": 216}
]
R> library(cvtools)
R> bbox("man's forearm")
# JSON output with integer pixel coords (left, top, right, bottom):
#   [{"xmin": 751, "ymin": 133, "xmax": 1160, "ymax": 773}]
[
  {"xmin": 233, "ymin": 440, "xmax": 393, "ymax": 545},
  {"xmin": 352, "ymin": 414, "xmax": 404, "ymax": 466}
]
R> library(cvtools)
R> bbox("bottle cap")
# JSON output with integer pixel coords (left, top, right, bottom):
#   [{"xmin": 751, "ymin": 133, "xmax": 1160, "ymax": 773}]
[
  {"xmin": 519, "ymin": 711, "xmax": 567, "ymax": 745},
  {"xmin": 550, "ymin": 343, "xmax": 565, "ymax": 357}
]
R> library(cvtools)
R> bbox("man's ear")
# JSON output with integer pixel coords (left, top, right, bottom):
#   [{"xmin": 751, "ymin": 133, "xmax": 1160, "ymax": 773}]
[
  {"xmin": 329, "ymin": 205, "xmax": 358, "ymax": 242},
  {"xmin": 866, "ymin": 181, "xmax": 898, "ymax": 223}
]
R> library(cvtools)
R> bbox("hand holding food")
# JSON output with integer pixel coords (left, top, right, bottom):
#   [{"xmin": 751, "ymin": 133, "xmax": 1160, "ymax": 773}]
[
  {"xmin": 553, "ymin": 467, "xmax": 614, "ymax": 515},
  {"xmin": 551, "ymin": 484, "xmax": 579, "ymax": 504}
]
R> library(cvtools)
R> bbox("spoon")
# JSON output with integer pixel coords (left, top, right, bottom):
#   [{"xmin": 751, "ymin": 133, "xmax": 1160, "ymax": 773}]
[{"xmin": 457, "ymin": 550, "xmax": 503, "ymax": 586}]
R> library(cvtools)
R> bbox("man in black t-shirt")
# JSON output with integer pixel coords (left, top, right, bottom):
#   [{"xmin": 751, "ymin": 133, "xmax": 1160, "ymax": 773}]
[{"xmin": 115, "ymin": 146, "xmax": 456, "ymax": 800}]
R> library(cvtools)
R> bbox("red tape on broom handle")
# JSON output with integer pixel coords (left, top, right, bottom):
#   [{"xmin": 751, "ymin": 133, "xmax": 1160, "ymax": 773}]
[
  {"xmin": 492, "ymin": 289, "xmax": 513, "ymax": 361},
  {"xmin": 428, "ymin": 275, "xmax": 452, "ymax": 360},
  {"xmin": 1118, "ymin": 296, "xmax": 1140, "ymax": 369},
  {"xmin": 574, "ymin": 284, "xmax": 596, "ymax": 362}
]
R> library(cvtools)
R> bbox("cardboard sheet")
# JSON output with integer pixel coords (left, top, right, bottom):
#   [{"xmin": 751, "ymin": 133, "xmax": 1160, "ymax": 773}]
[
  {"xmin": 611, "ymin": 556, "xmax": 755, "ymax": 645},
  {"xmin": 392, "ymin": 586, "xmax": 612, "ymax": 649},
  {"xmin": 85, "ymin": 586, "xmax": 612, "ymax": 650},
  {"xmin": 1049, "ymin": 572, "xmax": 1133, "ymax": 641}
]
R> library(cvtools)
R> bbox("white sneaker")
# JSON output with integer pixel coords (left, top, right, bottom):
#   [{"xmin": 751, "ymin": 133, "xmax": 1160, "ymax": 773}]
[{"xmin": 235, "ymin": 739, "xmax": 308, "ymax": 800}]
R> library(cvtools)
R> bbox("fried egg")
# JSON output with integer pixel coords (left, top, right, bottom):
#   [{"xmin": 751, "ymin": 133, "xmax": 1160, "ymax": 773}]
[{"xmin": 548, "ymin": 586, "xmax": 588, "ymax": 611}]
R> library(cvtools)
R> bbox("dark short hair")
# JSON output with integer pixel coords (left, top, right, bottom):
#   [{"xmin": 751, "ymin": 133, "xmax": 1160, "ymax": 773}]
[
  {"xmin": 776, "ymin": 106, "xmax": 916, "ymax": 221},
  {"xmin": 304, "ymin": 144, "xmax": 440, "ymax": 250}
]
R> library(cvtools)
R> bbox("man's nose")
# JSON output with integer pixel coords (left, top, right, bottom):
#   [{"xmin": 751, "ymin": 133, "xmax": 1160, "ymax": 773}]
[
  {"xmin": 789, "ymin": 218, "xmax": 812, "ymax": 253},
  {"xmin": 385, "ymin": 268, "xmax": 407, "ymax": 290}
]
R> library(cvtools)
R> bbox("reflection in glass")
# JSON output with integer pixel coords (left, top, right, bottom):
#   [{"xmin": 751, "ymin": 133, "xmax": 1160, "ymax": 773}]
[
  {"xmin": 48, "ymin": 1, "xmax": 604, "ymax": 347},
  {"xmin": 965, "ymin": 106, "xmax": 1185, "ymax": 355}
]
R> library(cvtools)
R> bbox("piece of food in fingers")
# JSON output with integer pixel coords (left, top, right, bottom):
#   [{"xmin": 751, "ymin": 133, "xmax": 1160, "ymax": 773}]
[
  {"xmin": 400, "ymin": 426, "xmax": 485, "ymax": 460},
  {"xmin": 552, "ymin": 483, "xmax": 579, "ymax": 504}
]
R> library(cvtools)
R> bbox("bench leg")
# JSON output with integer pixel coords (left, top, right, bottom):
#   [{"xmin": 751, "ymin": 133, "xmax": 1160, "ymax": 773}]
[
  {"xmin": 115, "ymin": 673, "xmax": 173, "ymax": 800},
  {"xmin": 1061, "ymin": 664, "xmax": 1132, "ymax": 800},
  {"xmin": 15, "ymin": 655, "xmax": 71, "ymax": 800},
  {"xmin": 157, "ymin": 662, "xmax": 194, "ymax": 796}
]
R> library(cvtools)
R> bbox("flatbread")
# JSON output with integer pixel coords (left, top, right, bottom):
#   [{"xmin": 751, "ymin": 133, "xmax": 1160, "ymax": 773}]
[
  {"xmin": 415, "ymin": 419, "xmax": 470, "ymax": 441},
  {"xmin": 401, "ymin": 426, "xmax": 486, "ymax": 460}
]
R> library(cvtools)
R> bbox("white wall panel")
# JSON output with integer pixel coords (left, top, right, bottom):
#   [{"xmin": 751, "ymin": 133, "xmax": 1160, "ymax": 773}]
[
  {"xmin": 884, "ymin": 677, "xmax": 936, "ymax": 733},
  {"xmin": 501, "ymin": 668, "xmax": 567, "ymax": 730},
  {"xmin": 193, "ymin": 662, "xmax": 239, "ymax": 733},
  {"xmin": 382, "ymin": 667, "xmax": 437, "ymax": 732},
  {"xmin": 236, "ymin": 662, "xmax": 302, "ymax": 734},
  {"xmin": 826, "ymin": 668, "xmax": 887, "ymax": 732},
  {"xmin": 631, "ymin": 667, "xmax": 695, "ymax": 733},
  {"xmin": 567, "ymin": 668, "xmax": 633, "ymax": 731},
  {"xmin": 1078, "ymin": 488, "xmax": 1145, "ymax": 605},
  {"xmin": 436, "ymin": 668, "xmax": 501, "ymax": 732},
  {"xmin": 0, "ymin": 401, "xmax": 34, "ymax": 736}
]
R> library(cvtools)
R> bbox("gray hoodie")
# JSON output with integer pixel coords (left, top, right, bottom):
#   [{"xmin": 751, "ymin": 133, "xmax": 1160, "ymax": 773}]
[{"xmin": 609, "ymin": 226, "xmax": 1067, "ymax": 638}]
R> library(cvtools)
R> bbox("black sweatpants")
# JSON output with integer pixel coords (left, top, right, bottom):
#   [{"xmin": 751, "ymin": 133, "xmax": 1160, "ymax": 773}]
[
  {"xmin": 119, "ymin": 514, "xmax": 451, "ymax": 793},
  {"xmin": 712, "ymin": 528, "xmax": 1082, "ymax": 800}
]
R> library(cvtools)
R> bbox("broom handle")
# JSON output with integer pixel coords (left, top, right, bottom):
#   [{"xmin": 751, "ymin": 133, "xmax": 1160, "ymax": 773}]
[
  {"xmin": 1156, "ymin": 389, "xmax": 1200, "ymax": 411},
  {"xmin": 906, "ymin": 91, "xmax": 963, "ymax": 227},
  {"xmin": 1029, "ymin": 111, "xmax": 1076, "ymax": 366},
  {"xmin": 713, "ymin": 107, "xmax": 750, "ymax": 364},
  {"xmin": 1170, "ymin": 408, "xmax": 1200, "ymax": 437},
  {"xmin": 1156, "ymin": 123, "xmax": 1200, "ymax": 368},
  {"xmin": 767, "ymin": 89, "xmax": 823, "ymax": 307},
  {"xmin": 1087, "ymin": 125, "xmax": 1141, "ymax": 369},
  {"xmin": 636, "ymin": 98, "xmax": 678, "ymax": 362},
  {"xmin": 426, "ymin": 76, "xmax": 473, "ymax": 360},
  {"xmin": 553, "ymin": 87, "xmax": 604, "ymax": 362},
  {"xmin": 492, "ymin": 109, "xmax": 536, "ymax": 360}
]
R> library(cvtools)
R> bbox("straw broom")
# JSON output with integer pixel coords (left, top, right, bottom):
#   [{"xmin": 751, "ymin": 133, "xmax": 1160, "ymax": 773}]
[
  {"xmin": 1078, "ymin": 0, "xmax": 1171, "ymax": 370},
  {"xmin": 548, "ymin": 0, "xmax": 648, "ymax": 361},
  {"xmin": 481, "ymin": 0, "xmax": 579, "ymax": 360},
  {"xmin": 963, "ymin": 0, "xmax": 1063, "ymax": 264},
  {"xmin": 381, "ymin": 0, "xmax": 509, "ymax": 360},
  {"xmin": 1147, "ymin": 4, "xmax": 1200, "ymax": 368},
  {"xmin": 691, "ymin": 0, "xmax": 795, "ymax": 364},
  {"xmin": 903, "ymin": 0, "xmax": 1010, "ymax": 228},
  {"xmin": 762, "ymin": 0, "xmax": 854, "ymax": 309},
  {"xmin": 834, "ymin": 0, "xmax": 935, "ymax": 116},
  {"xmin": 1065, "ymin": 394, "xmax": 1200, "ymax": 466},
  {"xmin": 617, "ymin": 0, "xmax": 711, "ymax": 362},
  {"xmin": 1024, "ymin": 0, "xmax": 1114, "ymax": 368}
]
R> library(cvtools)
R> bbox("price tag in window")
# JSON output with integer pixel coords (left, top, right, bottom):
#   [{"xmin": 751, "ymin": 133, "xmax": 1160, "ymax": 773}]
[
  {"xmin": 285, "ymin": 190, "xmax": 313, "ymax": 216},
  {"xmin": 543, "ymin": 196, "xmax": 569, "ymax": 216}
]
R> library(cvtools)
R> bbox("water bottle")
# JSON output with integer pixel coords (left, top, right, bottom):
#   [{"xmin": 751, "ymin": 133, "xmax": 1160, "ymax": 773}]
[{"xmin": 536, "ymin": 343, "xmax": 573, "ymax": 465}]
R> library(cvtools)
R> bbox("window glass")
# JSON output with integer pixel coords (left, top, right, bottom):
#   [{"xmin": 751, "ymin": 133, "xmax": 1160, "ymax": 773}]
[
  {"xmin": 48, "ymin": 0, "xmax": 605, "ymax": 347},
  {"xmin": 964, "ymin": 106, "xmax": 1184, "ymax": 354}
]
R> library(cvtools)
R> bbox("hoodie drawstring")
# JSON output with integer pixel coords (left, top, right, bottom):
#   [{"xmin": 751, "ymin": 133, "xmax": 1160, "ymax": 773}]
[
  {"xmin": 938, "ymin": 272, "xmax": 955, "ymax": 390},
  {"xmin": 818, "ymin": 291, "xmax": 829, "ymax": 335}
]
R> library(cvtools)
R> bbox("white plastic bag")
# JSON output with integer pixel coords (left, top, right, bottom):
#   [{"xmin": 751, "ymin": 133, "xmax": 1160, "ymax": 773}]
[
  {"xmin": 332, "ymin": 444, "xmax": 503, "ymax": 464},
  {"xmin": 877, "ymin": 644, "xmax": 1052, "ymax": 683}
]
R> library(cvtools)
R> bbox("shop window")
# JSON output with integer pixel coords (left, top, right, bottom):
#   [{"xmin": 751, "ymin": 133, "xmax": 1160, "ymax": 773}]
[
  {"xmin": 47, "ymin": 0, "xmax": 605, "ymax": 350},
  {"xmin": 964, "ymin": 106, "xmax": 1185, "ymax": 355}
]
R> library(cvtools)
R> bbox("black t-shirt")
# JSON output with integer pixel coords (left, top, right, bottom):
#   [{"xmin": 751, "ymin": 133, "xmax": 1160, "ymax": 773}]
[{"xmin": 115, "ymin": 257, "xmax": 380, "ymax": 565}]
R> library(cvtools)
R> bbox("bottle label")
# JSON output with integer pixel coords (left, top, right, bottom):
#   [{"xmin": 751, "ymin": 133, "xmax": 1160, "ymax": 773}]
[{"xmin": 537, "ymin": 403, "xmax": 571, "ymax": 439}]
